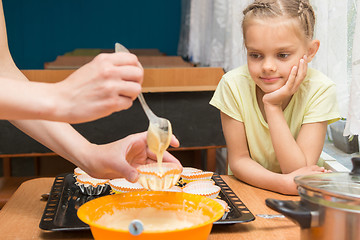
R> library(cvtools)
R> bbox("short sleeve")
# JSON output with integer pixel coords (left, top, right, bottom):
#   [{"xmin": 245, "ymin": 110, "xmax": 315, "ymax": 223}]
[
  {"xmin": 209, "ymin": 76, "xmax": 244, "ymax": 122},
  {"xmin": 303, "ymin": 82, "xmax": 340, "ymax": 125}
]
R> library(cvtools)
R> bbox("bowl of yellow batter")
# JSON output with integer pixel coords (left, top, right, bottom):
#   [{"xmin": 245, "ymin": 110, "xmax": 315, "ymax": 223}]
[{"xmin": 77, "ymin": 191, "xmax": 225, "ymax": 240}]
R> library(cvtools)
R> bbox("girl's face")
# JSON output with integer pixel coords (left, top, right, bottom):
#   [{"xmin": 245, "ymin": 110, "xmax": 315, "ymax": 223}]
[{"xmin": 244, "ymin": 18, "xmax": 310, "ymax": 94}]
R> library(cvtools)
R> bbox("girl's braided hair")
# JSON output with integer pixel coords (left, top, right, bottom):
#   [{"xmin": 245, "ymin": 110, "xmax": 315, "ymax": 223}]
[{"xmin": 242, "ymin": 0, "xmax": 315, "ymax": 40}]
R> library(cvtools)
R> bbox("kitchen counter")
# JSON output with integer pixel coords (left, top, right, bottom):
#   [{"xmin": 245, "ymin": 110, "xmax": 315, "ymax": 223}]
[{"xmin": 0, "ymin": 176, "xmax": 300, "ymax": 240}]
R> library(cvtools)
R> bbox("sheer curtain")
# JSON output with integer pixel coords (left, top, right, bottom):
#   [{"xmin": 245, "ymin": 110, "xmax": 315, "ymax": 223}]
[
  {"xmin": 178, "ymin": 0, "xmax": 251, "ymax": 71},
  {"xmin": 177, "ymin": 0, "xmax": 353, "ymax": 118},
  {"xmin": 344, "ymin": 0, "xmax": 360, "ymax": 136},
  {"xmin": 310, "ymin": 0, "xmax": 349, "ymax": 118}
]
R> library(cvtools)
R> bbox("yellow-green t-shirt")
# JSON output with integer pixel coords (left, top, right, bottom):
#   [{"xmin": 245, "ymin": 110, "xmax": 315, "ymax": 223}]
[{"xmin": 210, "ymin": 65, "xmax": 340, "ymax": 173}]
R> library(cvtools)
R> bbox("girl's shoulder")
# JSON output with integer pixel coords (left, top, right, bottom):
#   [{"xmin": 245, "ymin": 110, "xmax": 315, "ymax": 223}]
[
  {"xmin": 221, "ymin": 65, "xmax": 252, "ymax": 87},
  {"xmin": 305, "ymin": 68, "xmax": 336, "ymax": 87},
  {"xmin": 223, "ymin": 65, "xmax": 250, "ymax": 79},
  {"xmin": 299, "ymin": 68, "xmax": 337, "ymax": 102}
]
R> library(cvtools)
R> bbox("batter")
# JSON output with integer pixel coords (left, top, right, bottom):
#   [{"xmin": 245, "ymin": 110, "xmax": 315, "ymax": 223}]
[
  {"xmin": 95, "ymin": 207, "xmax": 209, "ymax": 232},
  {"xmin": 147, "ymin": 120, "xmax": 172, "ymax": 168}
]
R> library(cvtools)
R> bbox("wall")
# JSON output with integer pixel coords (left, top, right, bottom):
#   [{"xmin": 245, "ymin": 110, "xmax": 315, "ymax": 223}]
[{"xmin": 2, "ymin": 0, "xmax": 181, "ymax": 69}]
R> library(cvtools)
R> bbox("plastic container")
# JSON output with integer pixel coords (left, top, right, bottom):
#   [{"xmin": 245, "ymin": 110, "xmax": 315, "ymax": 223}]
[{"xmin": 329, "ymin": 120, "xmax": 359, "ymax": 154}]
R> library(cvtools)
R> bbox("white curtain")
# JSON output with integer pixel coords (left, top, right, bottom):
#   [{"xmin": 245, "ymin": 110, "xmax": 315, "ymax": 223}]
[
  {"xmin": 344, "ymin": 0, "xmax": 360, "ymax": 136},
  {"xmin": 178, "ymin": 0, "xmax": 251, "ymax": 71},
  {"xmin": 178, "ymin": 0, "xmax": 351, "ymax": 118},
  {"xmin": 310, "ymin": 0, "xmax": 349, "ymax": 118}
]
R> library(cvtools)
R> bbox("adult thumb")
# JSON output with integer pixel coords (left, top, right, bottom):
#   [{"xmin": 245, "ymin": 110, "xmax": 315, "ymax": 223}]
[{"xmin": 124, "ymin": 167, "xmax": 139, "ymax": 183}]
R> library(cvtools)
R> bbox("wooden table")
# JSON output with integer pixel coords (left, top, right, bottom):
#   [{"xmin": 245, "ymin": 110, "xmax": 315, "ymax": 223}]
[{"xmin": 0, "ymin": 176, "xmax": 301, "ymax": 240}]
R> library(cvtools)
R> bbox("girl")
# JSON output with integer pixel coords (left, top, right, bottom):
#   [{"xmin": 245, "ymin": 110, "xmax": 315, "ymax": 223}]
[{"xmin": 210, "ymin": 0, "xmax": 340, "ymax": 195}]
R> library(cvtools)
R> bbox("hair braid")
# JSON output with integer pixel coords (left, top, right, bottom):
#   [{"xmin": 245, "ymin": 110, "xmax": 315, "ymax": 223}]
[
  {"xmin": 243, "ymin": 2, "xmax": 272, "ymax": 15},
  {"xmin": 242, "ymin": 0, "xmax": 316, "ymax": 40},
  {"xmin": 297, "ymin": 0, "xmax": 315, "ymax": 38}
]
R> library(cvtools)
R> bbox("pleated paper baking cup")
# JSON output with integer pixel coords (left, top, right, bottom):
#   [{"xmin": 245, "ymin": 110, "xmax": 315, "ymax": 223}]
[
  {"xmin": 109, "ymin": 178, "xmax": 145, "ymax": 194},
  {"xmin": 183, "ymin": 179, "xmax": 215, "ymax": 189},
  {"xmin": 73, "ymin": 167, "xmax": 88, "ymax": 177},
  {"xmin": 75, "ymin": 174, "xmax": 109, "ymax": 195},
  {"xmin": 181, "ymin": 167, "xmax": 202, "ymax": 175},
  {"xmin": 213, "ymin": 199, "xmax": 230, "ymax": 219},
  {"xmin": 213, "ymin": 199, "xmax": 229, "ymax": 211},
  {"xmin": 181, "ymin": 171, "xmax": 214, "ymax": 183},
  {"xmin": 137, "ymin": 162, "xmax": 182, "ymax": 191},
  {"xmin": 182, "ymin": 184, "xmax": 221, "ymax": 199},
  {"xmin": 162, "ymin": 185, "xmax": 182, "ymax": 192}
]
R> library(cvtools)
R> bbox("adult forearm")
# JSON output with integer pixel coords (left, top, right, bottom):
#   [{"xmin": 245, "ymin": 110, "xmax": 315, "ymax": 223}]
[
  {"xmin": 10, "ymin": 119, "xmax": 91, "ymax": 167},
  {"xmin": 264, "ymin": 104, "xmax": 307, "ymax": 173},
  {"xmin": 0, "ymin": 78, "xmax": 59, "ymax": 120},
  {"xmin": 0, "ymin": 50, "xmax": 62, "ymax": 121}
]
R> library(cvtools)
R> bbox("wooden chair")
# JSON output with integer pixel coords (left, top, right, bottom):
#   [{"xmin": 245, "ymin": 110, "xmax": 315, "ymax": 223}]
[{"xmin": 0, "ymin": 153, "xmax": 58, "ymax": 209}]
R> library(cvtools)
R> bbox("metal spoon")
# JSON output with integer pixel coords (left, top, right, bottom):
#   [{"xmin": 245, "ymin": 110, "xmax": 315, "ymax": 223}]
[
  {"xmin": 256, "ymin": 214, "xmax": 285, "ymax": 219},
  {"xmin": 137, "ymin": 93, "xmax": 172, "ymax": 155},
  {"xmin": 115, "ymin": 43, "xmax": 172, "ymax": 156}
]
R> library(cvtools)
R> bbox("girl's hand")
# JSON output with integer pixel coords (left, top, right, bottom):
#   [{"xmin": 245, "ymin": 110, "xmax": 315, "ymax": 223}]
[
  {"xmin": 263, "ymin": 55, "xmax": 308, "ymax": 107},
  {"xmin": 281, "ymin": 165, "xmax": 330, "ymax": 195},
  {"xmin": 80, "ymin": 132, "xmax": 182, "ymax": 182}
]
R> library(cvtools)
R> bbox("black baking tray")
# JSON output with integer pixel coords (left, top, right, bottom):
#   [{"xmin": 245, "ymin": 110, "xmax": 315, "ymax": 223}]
[{"xmin": 39, "ymin": 173, "xmax": 255, "ymax": 231}]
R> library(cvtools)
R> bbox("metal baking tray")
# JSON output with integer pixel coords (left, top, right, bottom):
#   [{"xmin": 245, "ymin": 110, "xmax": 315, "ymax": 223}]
[{"xmin": 39, "ymin": 173, "xmax": 255, "ymax": 231}]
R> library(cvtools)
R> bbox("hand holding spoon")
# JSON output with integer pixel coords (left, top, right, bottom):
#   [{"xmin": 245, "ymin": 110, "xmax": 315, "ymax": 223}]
[{"xmin": 115, "ymin": 43, "xmax": 172, "ymax": 163}]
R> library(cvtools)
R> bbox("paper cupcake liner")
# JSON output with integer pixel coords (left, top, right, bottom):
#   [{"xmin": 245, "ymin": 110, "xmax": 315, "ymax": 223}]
[
  {"xmin": 76, "ymin": 183, "xmax": 109, "ymax": 196},
  {"xmin": 181, "ymin": 171, "xmax": 214, "ymax": 183},
  {"xmin": 75, "ymin": 174, "xmax": 109, "ymax": 196},
  {"xmin": 109, "ymin": 178, "xmax": 145, "ymax": 193},
  {"xmin": 137, "ymin": 163, "xmax": 182, "ymax": 191},
  {"xmin": 213, "ymin": 199, "xmax": 230, "ymax": 212},
  {"xmin": 182, "ymin": 184, "xmax": 221, "ymax": 199},
  {"xmin": 183, "ymin": 179, "xmax": 215, "ymax": 189},
  {"xmin": 213, "ymin": 199, "xmax": 230, "ymax": 220},
  {"xmin": 181, "ymin": 167, "xmax": 202, "ymax": 175},
  {"xmin": 162, "ymin": 185, "xmax": 182, "ymax": 192},
  {"xmin": 73, "ymin": 167, "xmax": 88, "ymax": 178}
]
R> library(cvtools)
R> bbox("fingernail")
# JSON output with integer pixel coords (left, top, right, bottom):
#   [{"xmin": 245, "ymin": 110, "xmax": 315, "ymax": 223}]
[{"xmin": 128, "ymin": 172, "xmax": 138, "ymax": 183}]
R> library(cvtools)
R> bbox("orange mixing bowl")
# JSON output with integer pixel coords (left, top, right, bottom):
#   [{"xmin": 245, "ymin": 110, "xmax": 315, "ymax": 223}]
[{"xmin": 77, "ymin": 191, "xmax": 225, "ymax": 240}]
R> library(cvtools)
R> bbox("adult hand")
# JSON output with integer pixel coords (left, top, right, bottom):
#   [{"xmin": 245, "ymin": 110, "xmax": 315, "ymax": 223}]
[
  {"xmin": 80, "ymin": 131, "xmax": 182, "ymax": 182},
  {"xmin": 281, "ymin": 165, "xmax": 330, "ymax": 195},
  {"xmin": 263, "ymin": 55, "xmax": 308, "ymax": 107},
  {"xmin": 52, "ymin": 52, "xmax": 143, "ymax": 123}
]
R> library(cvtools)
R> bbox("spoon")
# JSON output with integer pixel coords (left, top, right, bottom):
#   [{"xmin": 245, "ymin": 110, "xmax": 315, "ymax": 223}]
[
  {"xmin": 115, "ymin": 43, "xmax": 172, "ymax": 160},
  {"xmin": 137, "ymin": 93, "xmax": 172, "ymax": 160},
  {"xmin": 256, "ymin": 214, "xmax": 285, "ymax": 219}
]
